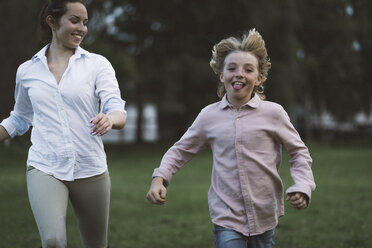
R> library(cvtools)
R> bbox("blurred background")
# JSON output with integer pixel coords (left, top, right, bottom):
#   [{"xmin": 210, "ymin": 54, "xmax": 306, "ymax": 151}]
[
  {"xmin": 1, "ymin": 1, "xmax": 372, "ymax": 247},
  {"xmin": 1, "ymin": 0, "xmax": 372, "ymax": 144}
]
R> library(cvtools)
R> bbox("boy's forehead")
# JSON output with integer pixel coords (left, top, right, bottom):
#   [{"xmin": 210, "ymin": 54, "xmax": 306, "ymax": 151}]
[{"xmin": 225, "ymin": 51, "xmax": 258, "ymax": 65}]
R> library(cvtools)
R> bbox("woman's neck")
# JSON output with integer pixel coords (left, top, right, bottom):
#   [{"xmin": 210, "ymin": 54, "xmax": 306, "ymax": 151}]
[{"xmin": 46, "ymin": 42, "xmax": 75, "ymax": 64}]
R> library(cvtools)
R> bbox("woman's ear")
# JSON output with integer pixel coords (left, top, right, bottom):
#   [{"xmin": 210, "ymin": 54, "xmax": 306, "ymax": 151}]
[{"xmin": 45, "ymin": 15, "xmax": 56, "ymax": 30}]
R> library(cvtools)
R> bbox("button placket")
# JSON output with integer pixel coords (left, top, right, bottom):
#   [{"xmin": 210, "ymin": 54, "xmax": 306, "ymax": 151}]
[
  {"xmin": 56, "ymin": 89, "xmax": 74, "ymax": 154},
  {"xmin": 234, "ymin": 111, "xmax": 250, "ymax": 233}
]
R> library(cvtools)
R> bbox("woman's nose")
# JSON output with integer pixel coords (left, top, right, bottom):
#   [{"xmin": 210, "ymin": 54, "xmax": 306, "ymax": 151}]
[{"xmin": 78, "ymin": 22, "xmax": 87, "ymax": 31}]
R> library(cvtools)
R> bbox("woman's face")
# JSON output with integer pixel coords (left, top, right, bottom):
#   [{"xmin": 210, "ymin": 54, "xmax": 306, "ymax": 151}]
[
  {"xmin": 220, "ymin": 51, "xmax": 262, "ymax": 108},
  {"xmin": 51, "ymin": 2, "xmax": 88, "ymax": 50}
]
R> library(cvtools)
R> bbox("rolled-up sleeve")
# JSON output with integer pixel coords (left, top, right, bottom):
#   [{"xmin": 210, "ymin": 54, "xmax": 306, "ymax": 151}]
[
  {"xmin": 1, "ymin": 69, "xmax": 33, "ymax": 138},
  {"xmin": 95, "ymin": 56, "xmax": 126, "ymax": 116},
  {"xmin": 276, "ymin": 107, "xmax": 316, "ymax": 199}
]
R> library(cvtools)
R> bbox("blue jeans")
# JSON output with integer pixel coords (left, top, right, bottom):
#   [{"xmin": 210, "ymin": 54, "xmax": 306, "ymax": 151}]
[{"xmin": 213, "ymin": 225, "xmax": 275, "ymax": 248}]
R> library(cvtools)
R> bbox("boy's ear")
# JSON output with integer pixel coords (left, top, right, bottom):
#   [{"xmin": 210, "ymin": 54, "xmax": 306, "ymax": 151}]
[
  {"xmin": 255, "ymin": 74, "xmax": 263, "ymax": 86},
  {"xmin": 219, "ymin": 73, "xmax": 224, "ymax": 82}
]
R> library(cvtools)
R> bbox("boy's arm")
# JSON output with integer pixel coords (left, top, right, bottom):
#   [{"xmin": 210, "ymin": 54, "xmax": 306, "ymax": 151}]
[
  {"xmin": 146, "ymin": 108, "xmax": 208, "ymax": 205},
  {"xmin": 275, "ymin": 107, "xmax": 316, "ymax": 205},
  {"xmin": 146, "ymin": 177, "xmax": 167, "ymax": 205}
]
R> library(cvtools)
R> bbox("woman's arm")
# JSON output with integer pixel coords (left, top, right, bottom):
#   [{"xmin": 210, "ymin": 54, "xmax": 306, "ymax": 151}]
[
  {"xmin": 108, "ymin": 111, "xmax": 126, "ymax": 129},
  {"xmin": 0, "ymin": 125, "xmax": 10, "ymax": 142}
]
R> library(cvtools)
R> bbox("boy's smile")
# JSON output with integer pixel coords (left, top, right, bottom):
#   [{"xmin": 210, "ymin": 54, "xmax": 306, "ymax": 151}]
[{"xmin": 220, "ymin": 51, "xmax": 262, "ymax": 108}]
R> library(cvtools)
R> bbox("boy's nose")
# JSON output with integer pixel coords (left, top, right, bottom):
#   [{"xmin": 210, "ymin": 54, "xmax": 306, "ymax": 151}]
[{"xmin": 235, "ymin": 68, "xmax": 244, "ymax": 77}]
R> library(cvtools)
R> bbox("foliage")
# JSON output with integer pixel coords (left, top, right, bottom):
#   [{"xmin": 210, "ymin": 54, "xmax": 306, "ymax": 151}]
[
  {"xmin": 0, "ymin": 0, "xmax": 371, "ymax": 137},
  {"xmin": 0, "ymin": 0, "xmax": 44, "ymax": 119}
]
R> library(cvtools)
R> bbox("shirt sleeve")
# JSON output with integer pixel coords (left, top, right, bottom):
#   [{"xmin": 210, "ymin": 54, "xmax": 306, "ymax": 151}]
[
  {"xmin": 275, "ymin": 107, "xmax": 316, "ymax": 200},
  {"xmin": 95, "ymin": 56, "xmax": 126, "ymax": 116},
  {"xmin": 0, "ymin": 68, "xmax": 33, "ymax": 138},
  {"xmin": 152, "ymin": 109, "xmax": 208, "ymax": 186}
]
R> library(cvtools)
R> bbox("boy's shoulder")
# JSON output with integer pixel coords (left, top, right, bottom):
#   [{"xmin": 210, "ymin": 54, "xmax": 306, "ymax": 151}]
[
  {"xmin": 199, "ymin": 100, "xmax": 223, "ymax": 114},
  {"xmin": 259, "ymin": 99, "xmax": 286, "ymax": 113}
]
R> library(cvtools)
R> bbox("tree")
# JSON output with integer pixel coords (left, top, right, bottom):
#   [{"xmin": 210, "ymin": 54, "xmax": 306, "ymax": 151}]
[
  {"xmin": 85, "ymin": 0, "xmax": 302, "ymax": 138},
  {"xmin": 0, "ymin": 0, "xmax": 44, "ymax": 120},
  {"xmin": 2, "ymin": 0, "xmax": 371, "ymax": 141}
]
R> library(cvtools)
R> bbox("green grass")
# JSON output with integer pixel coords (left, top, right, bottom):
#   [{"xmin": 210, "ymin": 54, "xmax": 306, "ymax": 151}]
[{"xmin": 0, "ymin": 141, "xmax": 371, "ymax": 247}]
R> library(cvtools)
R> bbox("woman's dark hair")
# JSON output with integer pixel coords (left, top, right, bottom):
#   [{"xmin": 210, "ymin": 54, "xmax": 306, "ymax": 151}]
[{"xmin": 38, "ymin": 0, "xmax": 86, "ymax": 42}]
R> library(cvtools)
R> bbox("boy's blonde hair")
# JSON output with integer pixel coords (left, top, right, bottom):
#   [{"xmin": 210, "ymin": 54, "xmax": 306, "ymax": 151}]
[{"xmin": 210, "ymin": 29, "xmax": 271, "ymax": 99}]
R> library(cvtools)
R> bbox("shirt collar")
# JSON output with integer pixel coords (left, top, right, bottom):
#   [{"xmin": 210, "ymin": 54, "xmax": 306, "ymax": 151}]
[
  {"xmin": 31, "ymin": 44, "xmax": 89, "ymax": 62},
  {"xmin": 31, "ymin": 44, "xmax": 49, "ymax": 62},
  {"xmin": 74, "ymin": 46, "xmax": 89, "ymax": 58},
  {"xmin": 219, "ymin": 93, "xmax": 261, "ymax": 110}
]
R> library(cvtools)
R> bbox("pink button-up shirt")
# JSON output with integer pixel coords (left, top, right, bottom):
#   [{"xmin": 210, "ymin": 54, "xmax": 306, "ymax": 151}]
[{"xmin": 153, "ymin": 94, "xmax": 315, "ymax": 236}]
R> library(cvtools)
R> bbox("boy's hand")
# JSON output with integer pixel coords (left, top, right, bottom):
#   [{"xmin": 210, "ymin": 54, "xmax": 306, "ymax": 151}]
[
  {"xmin": 286, "ymin": 192, "xmax": 308, "ymax": 210},
  {"xmin": 146, "ymin": 177, "xmax": 167, "ymax": 205}
]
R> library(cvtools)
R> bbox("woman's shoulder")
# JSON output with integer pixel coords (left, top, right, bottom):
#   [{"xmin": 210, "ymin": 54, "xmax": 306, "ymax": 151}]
[
  {"xmin": 85, "ymin": 52, "xmax": 114, "ymax": 70},
  {"xmin": 17, "ymin": 45, "xmax": 48, "ymax": 77},
  {"xmin": 16, "ymin": 59, "xmax": 35, "ymax": 80},
  {"xmin": 79, "ymin": 48, "xmax": 109, "ymax": 62},
  {"xmin": 18, "ymin": 59, "xmax": 34, "ymax": 70}
]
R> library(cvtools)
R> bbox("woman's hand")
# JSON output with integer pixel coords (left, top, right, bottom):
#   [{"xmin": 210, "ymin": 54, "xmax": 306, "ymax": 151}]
[
  {"xmin": 286, "ymin": 192, "xmax": 309, "ymax": 210},
  {"xmin": 0, "ymin": 125, "xmax": 10, "ymax": 142},
  {"xmin": 146, "ymin": 177, "xmax": 167, "ymax": 205},
  {"xmin": 90, "ymin": 111, "xmax": 126, "ymax": 136},
  {"xmin": 90, "ymin": 113, "xmax": 113, "ymax": 136}
]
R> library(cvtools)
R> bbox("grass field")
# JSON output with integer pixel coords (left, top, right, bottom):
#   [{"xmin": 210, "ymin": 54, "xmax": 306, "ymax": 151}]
[{"xmin": 0, "ymin": 140, "xmax": 371, "ymax": 248}]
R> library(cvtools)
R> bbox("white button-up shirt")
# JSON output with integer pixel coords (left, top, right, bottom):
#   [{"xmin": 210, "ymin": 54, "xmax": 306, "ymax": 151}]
[{"xmin": 1, "ymin": 45, "xmax": 126, "ymax": 181}]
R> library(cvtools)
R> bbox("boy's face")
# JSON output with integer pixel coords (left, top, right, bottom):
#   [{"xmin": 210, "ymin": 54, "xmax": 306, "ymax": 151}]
[{"xmin": 220, "ymin": 51, "xmax": 262, "ymax": 107}]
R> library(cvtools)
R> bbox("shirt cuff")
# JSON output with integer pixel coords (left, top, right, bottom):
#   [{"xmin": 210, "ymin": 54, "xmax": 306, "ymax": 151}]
[
  {"xmin": 286, "ymin": 184, "xmax": 314, "ymax": 202},
  {"xmin": 0, "ymin": 118, "xmax": 18, "ymax": 138},
  {"xmin": 1, "ymin": 113, "xmax": 31, "ymax": 138},
  {"xmin": 101, "ymin": 97, "xmax": 126, "ymax": 116},
  {"xmin": 152, "ymin": 167, "xmax": 172, "ymax": 187}
]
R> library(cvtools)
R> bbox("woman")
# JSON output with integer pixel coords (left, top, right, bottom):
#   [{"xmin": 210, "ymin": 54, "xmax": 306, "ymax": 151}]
[
  {"xmin": 146, "ymin": 29, "xmax": 316, "ymax": 248},
  {"xmin": 0, "ymin": 0, "xmax": 126, "ymax": 247}
]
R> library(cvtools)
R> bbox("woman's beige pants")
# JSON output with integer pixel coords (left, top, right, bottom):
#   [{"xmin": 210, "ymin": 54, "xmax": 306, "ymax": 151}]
[{"xmin": 26, "ymin": 166, "xmax": 110, "ymax": 248}]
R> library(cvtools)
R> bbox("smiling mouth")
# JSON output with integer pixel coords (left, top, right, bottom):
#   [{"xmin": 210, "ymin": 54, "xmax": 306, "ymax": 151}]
[
  {"xmin": 232, "ymin": 82, "xmax": 246, "ymax": 90},
  {"xmin": 72, "ymin": 33, "xmax": 84, "ymax": 40}
]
